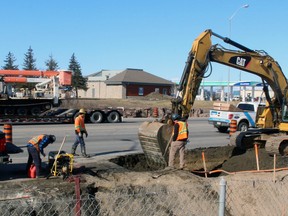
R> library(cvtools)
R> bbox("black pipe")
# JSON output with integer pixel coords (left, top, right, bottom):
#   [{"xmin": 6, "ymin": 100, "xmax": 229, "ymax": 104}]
[
  {"xmin": 211, "ymin": 31, "xmax": 256, "ymax": 53},
  {"xmin": 178, "ymin": 53, "xmax": 193, "ymax": 91}
]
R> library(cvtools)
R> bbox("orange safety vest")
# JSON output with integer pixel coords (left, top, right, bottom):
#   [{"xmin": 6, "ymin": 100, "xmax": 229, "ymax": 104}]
[
  {"xmin": 75, "ymin": 115, "xmax": 86, "ymax": 133},
  {"xmin": 29, "ymin": 134, "xmax": 45, "ymax": 152},
  {"xmin": 175, "ymin": 121, "xmax": 188, "ymax": 141}
]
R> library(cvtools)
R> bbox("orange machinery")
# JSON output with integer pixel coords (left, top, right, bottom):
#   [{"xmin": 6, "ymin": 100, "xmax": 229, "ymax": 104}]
[
  {"xmin": 0, "ymin": 70, "xmax": 72, "ymax": 86},
  {"xmin": 0, "ymin": 70, "xmax": 72, "ymax": 116}
]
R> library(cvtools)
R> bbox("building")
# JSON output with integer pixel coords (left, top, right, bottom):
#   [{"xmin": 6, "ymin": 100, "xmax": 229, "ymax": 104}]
[{"xmin": 78, "ymin": 68, "xmax": 175, "ymax": 99}]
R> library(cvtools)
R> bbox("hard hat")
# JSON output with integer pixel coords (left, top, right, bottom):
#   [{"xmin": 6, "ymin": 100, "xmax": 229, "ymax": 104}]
[
  {"xmin": 49, "ymin": 135, "xmax": 56, "ymax": 143},
  {"xmin": 79, "ymin": 108, "xmax": 86, "ymax": 114},
  {"xmin": 171, "ymin": 113, "xmax": 180, "ymax": 121}
]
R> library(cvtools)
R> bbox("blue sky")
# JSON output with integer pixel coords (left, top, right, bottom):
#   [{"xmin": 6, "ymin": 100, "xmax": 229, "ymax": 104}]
[{"xmin": 0, "ymin": 1, "xmax": 287, "ymax": 83}]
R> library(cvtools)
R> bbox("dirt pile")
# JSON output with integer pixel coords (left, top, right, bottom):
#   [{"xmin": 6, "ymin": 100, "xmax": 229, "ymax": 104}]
[{"xmin": 60, "ymin": 98, "xmax": 213, "ymax": 118}]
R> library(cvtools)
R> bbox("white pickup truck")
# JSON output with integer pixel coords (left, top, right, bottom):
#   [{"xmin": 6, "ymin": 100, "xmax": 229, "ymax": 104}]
[{"xmin": 208, "ymin": 102, "xmax": 265, "ymax": 133}]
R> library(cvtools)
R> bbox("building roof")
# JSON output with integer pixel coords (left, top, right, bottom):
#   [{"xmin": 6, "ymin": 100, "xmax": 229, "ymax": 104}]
[
  {"xmin": 105, "ymin": 68, "xmax": 174, "ymax": 85},
  {"xmin": 86, "ymin": 69, "xmax": 123, "ymax": 81}
]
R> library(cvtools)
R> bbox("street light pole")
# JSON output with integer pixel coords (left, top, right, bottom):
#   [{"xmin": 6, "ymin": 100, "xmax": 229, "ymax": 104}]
[{"xmin": 227, "ymin": 4, "xmax": 249, "ymax": 103}]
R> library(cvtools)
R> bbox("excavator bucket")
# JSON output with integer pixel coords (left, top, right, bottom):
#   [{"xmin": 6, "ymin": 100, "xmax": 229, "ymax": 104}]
[{"xmin": 138, "ymin": 121, "xmax": 173, "ymax": 168}]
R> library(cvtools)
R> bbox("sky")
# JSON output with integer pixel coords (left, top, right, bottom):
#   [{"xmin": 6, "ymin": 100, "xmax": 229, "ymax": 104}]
[{"xmin": 0, "ymin": 0, "xmax": 287, "ymax": 84}]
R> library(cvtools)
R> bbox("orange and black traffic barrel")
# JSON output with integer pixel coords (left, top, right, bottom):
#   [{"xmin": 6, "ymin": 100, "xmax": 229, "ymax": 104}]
[
  {"xmin": 4, "ymin": 124, "xmax": 12, "ymax": 144},
  {"xmin": 229, "ymin": 120, "xmax": 237, "ymax": 136}
]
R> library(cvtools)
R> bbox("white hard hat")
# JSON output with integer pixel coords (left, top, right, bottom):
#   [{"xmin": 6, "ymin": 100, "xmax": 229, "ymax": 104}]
[{"xmin": 79, "ymin": 108, "xmax": 86, "ymax": 114}]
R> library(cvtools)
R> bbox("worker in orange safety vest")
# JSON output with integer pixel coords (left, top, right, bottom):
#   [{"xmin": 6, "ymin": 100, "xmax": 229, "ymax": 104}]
[
  {"xmin": 71, "ymin": 108, "xmax": 90, "ymax": 158},
  {"xmin": 26, "ymin": 134, "xmax": 56, "ymax": 178},
  {"xmin": 168, "ymin": 113, "xmax": 189, "ymax": 170}
]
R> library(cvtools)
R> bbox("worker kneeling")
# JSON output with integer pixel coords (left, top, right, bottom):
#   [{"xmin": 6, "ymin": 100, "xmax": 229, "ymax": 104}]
[{"xmin": 26, "ymin": 134, "xmax": 56, "ymax": 178}]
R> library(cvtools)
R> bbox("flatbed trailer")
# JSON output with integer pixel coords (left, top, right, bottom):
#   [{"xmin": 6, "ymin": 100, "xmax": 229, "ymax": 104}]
[{"xmin": 0, "ymin": 107, "xmax": 124, "ymax": 124}]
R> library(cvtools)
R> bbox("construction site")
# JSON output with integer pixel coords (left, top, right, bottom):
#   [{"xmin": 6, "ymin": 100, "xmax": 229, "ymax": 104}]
[
  {"xmin": 0, "ymin": 98, "xmax": 288, "ymax": 216},
  {"xmin": 1, "ymin": 28, "xmax": 288, "ymax": 215}
]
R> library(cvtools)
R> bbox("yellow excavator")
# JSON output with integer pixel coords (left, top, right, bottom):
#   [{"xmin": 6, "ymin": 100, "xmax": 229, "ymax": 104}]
[{"xmin": 138, "ymin": 29, "xmax": 288, "ymax": 167}]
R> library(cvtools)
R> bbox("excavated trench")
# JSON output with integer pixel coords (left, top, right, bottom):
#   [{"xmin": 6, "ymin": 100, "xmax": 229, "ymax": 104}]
[{"xmin": 111, "ymin": 146, "xmax": 288, "ymax": 177}]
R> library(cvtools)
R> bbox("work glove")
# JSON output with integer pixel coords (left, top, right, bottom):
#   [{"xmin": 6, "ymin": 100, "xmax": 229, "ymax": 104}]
[
  {"xmin": 85, "ymin": 132, "xmax": 88, "ymax": 138},
  {"xmin": 78, "ymin": 133, "xmax": 82, "ymax": 137}
]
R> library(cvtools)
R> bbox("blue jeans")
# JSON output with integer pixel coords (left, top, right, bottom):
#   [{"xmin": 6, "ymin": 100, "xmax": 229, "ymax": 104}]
[
  {"xmin": 72, "ymin": 134, "xmax": 85, "ymax": 150},
  {"xmin": 26, "ymin": 145, "xmax": 41, "ymax": 177}
]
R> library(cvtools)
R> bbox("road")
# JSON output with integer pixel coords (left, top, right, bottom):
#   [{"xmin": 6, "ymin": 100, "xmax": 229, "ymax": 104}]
[{"xmin": 3, "ymin": 117, "xmax": 229, "ymax": 164}]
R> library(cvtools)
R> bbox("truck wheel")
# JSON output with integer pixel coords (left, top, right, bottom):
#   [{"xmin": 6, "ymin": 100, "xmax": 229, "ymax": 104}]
[
  {"xmin": 107, "ymin": 111, "xmax": 120, "ymax": 123},
  {"xmin": 217, "ymin": 126, "xmax": 228, "ymax": 133},
  {"xmin": 90, "ymin": 111, "xmax": 103, "ymax": 123},
  {"xmin": 238, "ymin": 122, "xmax": 249, "ymax": 132}
]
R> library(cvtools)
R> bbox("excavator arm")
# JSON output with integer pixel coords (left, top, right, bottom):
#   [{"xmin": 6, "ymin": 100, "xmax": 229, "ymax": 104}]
[
  {"xmin": 172, "ymin": 30, "xmax": 212, "ymax": 118},
  {"xmin": 139, "ymin": 29, "xmax": 288, "ymax": 168},
  {"xmin": 174, "ymin": 29, "xmax": 288, "ymax": 124}
]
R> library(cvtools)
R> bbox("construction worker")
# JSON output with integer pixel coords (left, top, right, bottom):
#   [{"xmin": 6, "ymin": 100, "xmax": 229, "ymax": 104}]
[
  {"xmin": 168, "ymin": 114, "xmax": 189, "ymax": 170},
  {"xmin": 71, "ymin": 108, "xmax": 90, "ymax": 158},
  {"xmin": 26, "ymin": 134, "xmax": 56, "ymax": 178}
]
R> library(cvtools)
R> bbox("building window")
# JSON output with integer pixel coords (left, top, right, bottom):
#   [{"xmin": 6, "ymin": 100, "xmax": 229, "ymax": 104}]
[
  {"xmin": 155, "ymin": 88, "xmax": 159, "ymax": 93},
  {"xmin": 139, "ymin": 87, "xmax": 144, "ymax": 96}
]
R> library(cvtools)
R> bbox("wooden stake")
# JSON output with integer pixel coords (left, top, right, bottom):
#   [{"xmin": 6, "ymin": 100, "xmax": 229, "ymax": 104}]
[
  {"xmin": 202, "ymin": 151, "xmax": 208, "ymax": 178},
  {"xmin": 273, "ymin": 154, "xmax": 276, "ymax": 182},
  {"xmin": 254, "ymin": 144, "xmax": 260, "ymax": 171}
]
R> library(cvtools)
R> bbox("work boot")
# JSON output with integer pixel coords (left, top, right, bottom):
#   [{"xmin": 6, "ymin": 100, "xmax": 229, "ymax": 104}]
[
  {"xmin": 71, "ymin": 146, "xmax": 79, "ymax": 156},
  {"xmin": 82, "ymin": 153, "xmax": 90, "ymax": 158},
  {"xmin": 81, "ymin": 146, "xmax": 90, "ymax": 158}
]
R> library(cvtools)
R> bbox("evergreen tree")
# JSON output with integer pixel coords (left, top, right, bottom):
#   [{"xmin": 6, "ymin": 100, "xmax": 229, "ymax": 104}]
[
  {"xmin": 23, "ymin": 46, "xmax": 37, "ymax": 70},
  {"xmin": 2, "ymin": 52, "xmax": 19, "ymax": 70},
  {"xmin": 68, "ymin": 53, "xmax": 87, "ymax": 98},
  {"xmin": 45, "ymin": 55, "xmax": 59, "ymax": 71}
]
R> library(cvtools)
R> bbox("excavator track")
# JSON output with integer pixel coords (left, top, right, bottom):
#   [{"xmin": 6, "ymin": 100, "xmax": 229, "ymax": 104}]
[
  {"xmin": 138, "ymin": 121, "xmax": 173, "ymax": 168},
  {"xmin": 230, "ymin": 130, "xmax": 262, "ymax": 150},
  {"xmin": 230, "ymin": 128, "xmax": 287, "ymax": 155}
]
